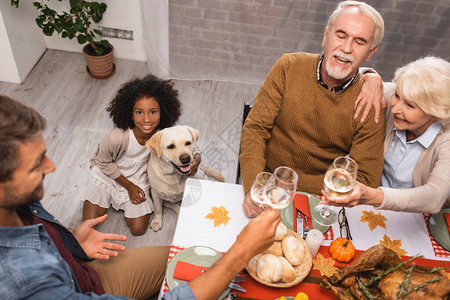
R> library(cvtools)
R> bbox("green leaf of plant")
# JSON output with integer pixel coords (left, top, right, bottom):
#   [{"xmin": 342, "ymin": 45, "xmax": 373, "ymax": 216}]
[
  {"xmin": 35, "ymin": 18, "xmax": 44, "ymax": 28},
  {"xmin": 43, "ymin": 6, "xmax": 57, "ymax": 18},
  {"xmin": 54, "ymin": 24, "xmax": 64, "ymax": 33},
  {"xmin": 96, "ymin": 47, "xmax": 105, "ymax": 56},
  {"xmin": 43, "ymin": 24, "xmax": 55, "ymax": 36},
  {"xmin": 91, "ymin": 2, "xmax": 100, "ymax": 11},
  {"xmin": 100, "ymin": 3, "xmax": 107, "ymax": 13},
  {"xmin": 69, "ymin": 0, "xmax": 79, "ymax": 7},
  {"xmin": 92, "ymin": 14, "xmax": 101, "ymax": 23},
  {"xmin": 69, "ymin": 0, "xmax": 83, "ymax": 14},
  {"xmin": 74, "ymin": 23, "xmax": 85, "ymax": 33},
  {"xmin": 87, "ymin": 32, "xmax": 95, "ymax": 43},
  {"xmin": 79, "ymin": 11, "xmax": 88, "ymax": 22},
  {"xmin": 25, "ymin": 0, "xmax": 108, "ymax": 48},
  {"xmin": 100, "ymin": 40, "xmax": 110, "ymax": 48},
  {"xmin": 77, "ymin": 34, "xmax": 87, "ymax": 44}
]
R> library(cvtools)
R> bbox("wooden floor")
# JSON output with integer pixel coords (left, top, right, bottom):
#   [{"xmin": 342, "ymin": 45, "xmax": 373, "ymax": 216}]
[{"xmin": 0, "ymin": 50, "xmax": 260, "ymax": 248}]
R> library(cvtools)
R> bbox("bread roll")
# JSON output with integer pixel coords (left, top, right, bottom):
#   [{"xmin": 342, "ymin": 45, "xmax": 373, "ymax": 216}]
[
  {"xmin": 247, "ymin": 254, "xmax": 261, "ymax": 274},
  {"xmin": 278, "ymin": 256, "xmax": 297, "ymax": 283},
  {"xmin": 281, "ymin": 236, "xmax": 304, "ymax": 266},
  {"xmin": 262, "ymin": 241, "xmax": 283, "ymax": 256},
  {"xmin": 256, "ymin": 254, "xmax": 282, "ymax": 283},
  {"xmin": 275, "ymin": 222, "xmax": 287, "ymax": 240}
]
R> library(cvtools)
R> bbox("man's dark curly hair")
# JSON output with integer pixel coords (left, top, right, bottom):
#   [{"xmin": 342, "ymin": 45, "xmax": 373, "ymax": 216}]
[
  {"xmin": 0, "ymin": 95, "xmax": 46, "ymax": 182},
  {"xmin": 107, "ymin": 74, "xmax": 182, "ymax": 130}
]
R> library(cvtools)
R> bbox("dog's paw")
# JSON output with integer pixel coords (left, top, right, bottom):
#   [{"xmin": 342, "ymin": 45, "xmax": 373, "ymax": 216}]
[{"xmin": 151, "ymin": 217, "xmax": 163, "ymax": 231}]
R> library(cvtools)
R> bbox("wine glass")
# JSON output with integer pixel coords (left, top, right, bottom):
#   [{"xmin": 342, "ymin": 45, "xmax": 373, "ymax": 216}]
[
  {"xmin": 263, "ymin": 166, "xmax": 298, "ymax": 210},
  {"xmin": 250, "ymin": 172, "xmax": 272, "ymax": 208},
  {"xmin": 313, "ymin": 156, "xmax": 358, "ymax": 226}
]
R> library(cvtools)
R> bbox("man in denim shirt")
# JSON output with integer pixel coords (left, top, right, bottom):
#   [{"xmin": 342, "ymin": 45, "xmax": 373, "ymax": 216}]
[{"xmin": 0, "ymin": 95, "xmax": 281, "ymax": 299}]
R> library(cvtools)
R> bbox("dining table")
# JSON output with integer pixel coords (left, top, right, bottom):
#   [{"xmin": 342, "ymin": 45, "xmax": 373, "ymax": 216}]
[{"xmin": 158, "ymin": 178, "xmax": 450, "ymax": 300}]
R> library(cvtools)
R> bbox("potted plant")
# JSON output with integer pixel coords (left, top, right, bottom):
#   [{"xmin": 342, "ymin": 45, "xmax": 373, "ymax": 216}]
[{"xmin": 12, "ymin": 0, "xmax": 115, "ymax": 79}]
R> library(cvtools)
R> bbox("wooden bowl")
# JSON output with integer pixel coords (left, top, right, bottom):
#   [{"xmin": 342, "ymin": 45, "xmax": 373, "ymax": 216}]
[{"xmin": 246, "ymin": 229, "xmax": 312, "ymax": 288}]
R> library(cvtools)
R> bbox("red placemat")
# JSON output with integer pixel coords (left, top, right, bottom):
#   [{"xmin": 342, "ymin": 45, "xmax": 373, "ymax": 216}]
[
  {"xmin": 235, "ymin": 246, "xmax": 335, "ymax": 300},
  {"xmin": 293, "ymin": 194, "xmax": 334, "ymax": 240},
  {"xmin": 234, "ymin": 246, "xmax": 450, "ymax": 300},
  {"xmin": 423, "ymin": 214, "xmax": 450, "ymax": 258},
  {"xmin": 163, "ymin": 243, "xmax": 450, "ymax": 299},
  {"xmin": 162, "ymin": 245, "xmax": 184, "ymax": 294},
  {"xmin": 445, "ymin": 213, "xmax": 450, "ymax": 231}
]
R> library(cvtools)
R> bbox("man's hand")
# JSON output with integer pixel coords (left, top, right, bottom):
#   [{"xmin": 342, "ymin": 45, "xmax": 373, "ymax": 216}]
[
  {"xmin": 187, "ymin": 209, "xmax": 281, "ymax": 300},
  {"xmin": 354, "ymin": 72, "xmax": 385, "ymax": 123},
  {"xmin": 188, "ymin": 153, "xmax": 201, "ymax": 177},
  {"xmin": 73, "ymin": 214, "xmax": 127, "ymax": 260},
  {"xmin": 235, "ymin": 208, "xmax": 281, "ymax": 258},
  {"xmin": 243, "ymin": 191, "xmax": 264, "ymax": 217}
]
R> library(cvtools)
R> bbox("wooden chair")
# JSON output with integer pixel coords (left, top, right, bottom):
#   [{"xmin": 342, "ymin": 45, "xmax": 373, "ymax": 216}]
[{"xmin": 235, "ymin": 102, "xmax": 252, "ymax": 184}]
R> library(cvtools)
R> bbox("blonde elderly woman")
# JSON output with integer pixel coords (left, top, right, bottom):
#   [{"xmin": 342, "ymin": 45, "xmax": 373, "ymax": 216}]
[{"xmin": 324, "ymin": 56, "xmax": 450, "ymax": 214}]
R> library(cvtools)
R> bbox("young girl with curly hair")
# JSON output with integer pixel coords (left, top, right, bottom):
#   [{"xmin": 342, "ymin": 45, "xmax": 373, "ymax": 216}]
[{"xmin": 83, "ymin": 74, "xmax": 198, "ymax": 235}]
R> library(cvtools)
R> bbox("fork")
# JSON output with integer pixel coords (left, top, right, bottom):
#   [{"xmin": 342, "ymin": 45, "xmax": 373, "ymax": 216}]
[
  {"xmin": 228, "ymin": 282, "xmax": 246, "ymax": 293},
  {"xmin": 302, "ymin": 213, "xmax": 310, "ymax": 239},
  {"xmin": 233, "ymin": 274, "xmax": 247, "ymax": 283},
  {"xmin": 228, "ymin": 274, "xmax": 247, "ymax": 292}
]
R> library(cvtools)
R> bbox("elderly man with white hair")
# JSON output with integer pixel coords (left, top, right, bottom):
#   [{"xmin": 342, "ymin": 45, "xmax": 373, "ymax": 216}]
[{"xmin": 240, "ymin": 1, "xmax": 386, "ymax": 217}]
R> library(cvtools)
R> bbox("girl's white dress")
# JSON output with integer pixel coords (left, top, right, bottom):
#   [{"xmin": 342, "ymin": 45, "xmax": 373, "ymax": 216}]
[{"xmin": 85, "ymin": 130, "xmax": 153, "ymax": 218}]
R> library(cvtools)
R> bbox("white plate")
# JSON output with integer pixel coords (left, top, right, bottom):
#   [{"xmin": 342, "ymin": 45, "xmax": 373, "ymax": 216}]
[
  {"xmin": 166, "ymin": 246, "xmax": 230, "ymax": 299},
  {"xmin": 280, "ymin": 192, "xmax": 330, "ymax": 235},
  {"xmin": 428, "ymin": 209, "xmax": 450, "ymax": 251}
]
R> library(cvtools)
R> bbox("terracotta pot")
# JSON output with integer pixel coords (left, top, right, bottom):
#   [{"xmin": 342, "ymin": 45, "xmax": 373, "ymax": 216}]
[{"xmin": 83, "ymin": 44, "xmax": 115, "ymax": 79}]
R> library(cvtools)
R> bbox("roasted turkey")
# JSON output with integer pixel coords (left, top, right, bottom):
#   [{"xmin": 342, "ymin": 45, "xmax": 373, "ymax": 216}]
[{"xmin": 321, "ymin": 245, "xmax": 450, "ymax": 299}]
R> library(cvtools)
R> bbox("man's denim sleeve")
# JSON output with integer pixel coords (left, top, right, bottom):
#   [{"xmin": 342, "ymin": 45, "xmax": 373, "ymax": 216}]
[{"xmin": 162, "ymin": 283, "xmax": 196, "ymax": 300}]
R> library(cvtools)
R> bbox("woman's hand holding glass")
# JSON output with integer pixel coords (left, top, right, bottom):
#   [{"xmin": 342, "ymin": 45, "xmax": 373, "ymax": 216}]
[{"xmin": 313, "ymin": 156, "xmax": 358, "ymax": 226}]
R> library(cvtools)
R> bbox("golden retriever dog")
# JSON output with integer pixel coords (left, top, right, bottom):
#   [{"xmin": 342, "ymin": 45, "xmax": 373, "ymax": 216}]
[{"xmin": 145, "ymin": 125, "xmax": 225, "ymax": 231}]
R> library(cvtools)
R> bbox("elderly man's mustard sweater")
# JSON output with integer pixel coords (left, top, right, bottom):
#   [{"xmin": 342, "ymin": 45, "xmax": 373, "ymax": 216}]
[{"xmin": 240, "ymin": 52, "xmax": 385, "ymax": 194}]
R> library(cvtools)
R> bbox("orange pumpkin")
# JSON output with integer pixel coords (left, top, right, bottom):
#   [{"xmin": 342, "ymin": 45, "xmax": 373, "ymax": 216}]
[{"xmin": 329, "ymin": 237, "xmax": 356, "ymax": 263}]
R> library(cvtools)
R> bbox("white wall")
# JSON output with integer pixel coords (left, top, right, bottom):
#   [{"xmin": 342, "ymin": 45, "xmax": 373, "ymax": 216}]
[
  {"xmin": 0, "ymin": 0, "xmax": 147, "ymax": 83},
  {"xmin": 0, "ymin": 12, "xmax": 20, "ymax": 83},
  {"xmin": 0, "ymin": 0, "xmax": 46, "ymax": 83},
  {"xmin": 43, "ymin": 0, "xmax": 147, "ymax": 61}
]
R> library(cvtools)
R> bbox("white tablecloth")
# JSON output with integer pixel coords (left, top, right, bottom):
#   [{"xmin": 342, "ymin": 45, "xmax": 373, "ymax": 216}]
[
  {"xmin": 171, "ymin": 178, "xmax": 251, "ymax": 252},
  {"xmin": 328, "ymin": 205, "xmax": 449, "ymax": 261},
  {"xmin": 160, "ymin": 179, "xmax": 449, "ymax": 299},
  {"xmin": 174, "ymin": 179, "xmax": 449, "ymax": 260}
]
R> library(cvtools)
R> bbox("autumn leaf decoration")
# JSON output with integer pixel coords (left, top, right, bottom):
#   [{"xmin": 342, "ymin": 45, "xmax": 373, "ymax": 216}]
[
  {"xmin": 379, "ymin": 235, "xmax": 407, "ymax": 257},
  {"xmin": 313, "ymin": 253, "xmax": 339, "ymax": 277},
  {"xmin": 205, "ymin": 206, "xmax": 231, "ymax": 227},
  {"xmin": 360, "ymin": 210, "xmax": 387, "ymax": 231}
]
